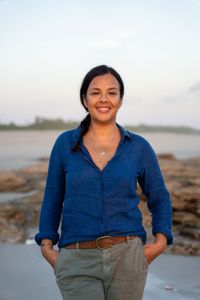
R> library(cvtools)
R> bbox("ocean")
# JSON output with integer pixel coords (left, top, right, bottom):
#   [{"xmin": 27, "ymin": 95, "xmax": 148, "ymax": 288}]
[{"xmin": 0, "ymin": 130, "xmax": 200, "ymax": 171}]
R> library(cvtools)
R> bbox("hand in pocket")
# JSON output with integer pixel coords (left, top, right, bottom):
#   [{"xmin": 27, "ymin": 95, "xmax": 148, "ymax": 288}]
[{"xmin": 41, "ymin": 247, "xmax": 59, "ymax": 269}]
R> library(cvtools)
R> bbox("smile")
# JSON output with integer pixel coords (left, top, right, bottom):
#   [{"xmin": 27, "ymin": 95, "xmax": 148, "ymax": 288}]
[{"xmin": 96, "ymin": 107, "xmax": 111, "ymax": 113}]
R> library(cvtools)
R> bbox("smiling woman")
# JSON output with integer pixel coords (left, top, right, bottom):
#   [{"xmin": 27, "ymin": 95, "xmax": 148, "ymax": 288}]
[
  {"xmin": 83, "ymin": 73, "xmax": 122, "ymax": 123},
  {"xmin": 80, "ymin": 71, "xmax": 123, "ymax": 170},
  {"xmin": 35, "ymin": 65, "xmax": 173, "ymax": 300}
]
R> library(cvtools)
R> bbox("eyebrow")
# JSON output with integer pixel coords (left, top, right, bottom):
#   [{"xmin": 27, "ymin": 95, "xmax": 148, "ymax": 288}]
[{"xmin": 89, "ymin": 87, "xmax": 119, "ymax": 91}]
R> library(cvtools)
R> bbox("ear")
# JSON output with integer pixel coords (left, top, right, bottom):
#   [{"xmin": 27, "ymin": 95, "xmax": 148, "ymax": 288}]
[
  {"xmin": 118, "ymin": 99, "xmax": 123, "ymax": 109},
  {"xmin": 83, "ymin": 96, "xmax": 88, "ymax": 109}
]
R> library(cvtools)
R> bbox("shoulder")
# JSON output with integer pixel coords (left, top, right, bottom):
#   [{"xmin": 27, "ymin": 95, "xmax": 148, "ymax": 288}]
[
  {"xmin": 56, "ymin": 128, "xmax": 77, "ymax": 142},
  {"xmin": 52, "ymin": 128, "xmax": 78, "ymax": 150},
  {"xmin": 125, "ymin": 128, "xmax": 152, "ymax": 149},
  {"xmin": 123, "ymin": 128, "xmax": 157, "ymax": 160}
]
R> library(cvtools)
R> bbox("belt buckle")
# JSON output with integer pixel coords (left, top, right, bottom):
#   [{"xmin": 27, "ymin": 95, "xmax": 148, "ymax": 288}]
[{"xmin": 96, "ymin": 235, "xmax": 113, "ymax": 249}]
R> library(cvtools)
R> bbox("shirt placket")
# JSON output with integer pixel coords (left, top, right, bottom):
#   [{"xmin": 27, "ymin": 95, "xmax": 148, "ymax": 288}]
[{"xmin": 79, "ymin": 137, "xmax": 128, "ymax": 234}]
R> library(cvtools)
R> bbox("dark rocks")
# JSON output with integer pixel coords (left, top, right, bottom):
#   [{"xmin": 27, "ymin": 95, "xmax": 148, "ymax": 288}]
[
  {"xmin": 0, "ymin": 204, "xmax": 27, "ymax": 243},
  {"xmin": 0, "ymin": 162, "xmax": 47, "ymax": 243},
  {"xmin": 0, "ymin": 155, "xmax": 200, "ymax": 256},
  {"xmin": 139, "ymin": 155, "xmax": 200, "ymax": 255},
  {"xmin": 0, "ymin": 172, "xmax": 28, "ymax": 192}
]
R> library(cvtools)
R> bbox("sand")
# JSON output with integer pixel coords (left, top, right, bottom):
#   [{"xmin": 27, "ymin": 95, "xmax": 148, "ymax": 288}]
[{"xmin": 0, "ymin": 243, "xmax": 200, "ymax": 300}]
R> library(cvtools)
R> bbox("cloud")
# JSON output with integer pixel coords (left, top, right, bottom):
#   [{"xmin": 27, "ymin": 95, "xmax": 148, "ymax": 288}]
[
  {"xmin": 164, "ymin": 81, "xmax": 200, "ymax": 103},
  {"xmin": 193, "ymin": 0, "xmax": 200, "ymax": 5},
  {"xmin": 188, "ymin": 81, "xmax": 200, "ymax": 94},
  {"xmin": 92, "ymin": 29, "xmax": 139, "ymax": 49}
]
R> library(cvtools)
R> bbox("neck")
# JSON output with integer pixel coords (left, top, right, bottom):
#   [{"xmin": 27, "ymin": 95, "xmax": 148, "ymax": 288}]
[{"xmin": 88, "ymin": 120, "xmax": 119, "ymax": 139}]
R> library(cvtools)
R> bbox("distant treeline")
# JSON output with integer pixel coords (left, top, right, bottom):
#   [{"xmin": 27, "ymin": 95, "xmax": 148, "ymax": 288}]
[
  {"xmin": 0, "ymin": 116, "xmax": 200, "ymax": 134},
  {"xmin": 125, "ymin": 124, "xmax": 200, "ymax": 134},
  {"xmin": 0, "ymin": 117, "xmax": 79, "ymax": 131}
]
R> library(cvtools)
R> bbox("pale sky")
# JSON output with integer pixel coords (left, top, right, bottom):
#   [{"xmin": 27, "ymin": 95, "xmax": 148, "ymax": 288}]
[{"xmin": 0, "ymin": 0, "xmax": 200, "ymax": 128}]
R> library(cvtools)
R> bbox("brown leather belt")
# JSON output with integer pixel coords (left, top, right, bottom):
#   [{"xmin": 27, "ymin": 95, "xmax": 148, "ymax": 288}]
[{"xmin": 65, "ymin": 235, "xmax": 138, "ymax": 250}]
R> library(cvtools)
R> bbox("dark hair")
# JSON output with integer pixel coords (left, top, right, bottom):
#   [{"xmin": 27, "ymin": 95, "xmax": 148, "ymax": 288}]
[{"xmin": 72, "ymin": 65, "xmax": 124, "ymax": 151}]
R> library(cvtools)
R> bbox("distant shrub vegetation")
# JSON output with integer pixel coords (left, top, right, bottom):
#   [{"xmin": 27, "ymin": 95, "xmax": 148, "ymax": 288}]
[
  {"xmin": 0, "ymin": 117, "xmax": 199, "ymax": 134},
  {"xmin": 0, "ymin": 117, "xmax": 79, "ymax": 130}
]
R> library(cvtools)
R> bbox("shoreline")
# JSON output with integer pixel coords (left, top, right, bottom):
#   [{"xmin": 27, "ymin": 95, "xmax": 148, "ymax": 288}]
[{"xmin": 1, "ymin": 130, "xmax": 200, "ymax": 172}]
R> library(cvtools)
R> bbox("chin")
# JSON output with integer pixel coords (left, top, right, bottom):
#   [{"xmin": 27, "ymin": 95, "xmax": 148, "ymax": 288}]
[{"xmin": 92, "ymin": 115, "xmax": 116, "ymax": 124}]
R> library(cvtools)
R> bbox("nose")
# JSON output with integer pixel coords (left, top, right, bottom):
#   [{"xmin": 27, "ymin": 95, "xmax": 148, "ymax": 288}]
[{"xmin": 99, "ymin": 93, "xmax": 108, "ymax": 102}]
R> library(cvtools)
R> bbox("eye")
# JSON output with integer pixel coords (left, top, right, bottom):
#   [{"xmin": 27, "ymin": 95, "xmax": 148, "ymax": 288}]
[
  {"xmin": 109, "ymin": 92, "xmax": 117, "ymax": 96},
  {"xmin": 91, "ymin": 92, "xmax": 100, "ymax": 95}
]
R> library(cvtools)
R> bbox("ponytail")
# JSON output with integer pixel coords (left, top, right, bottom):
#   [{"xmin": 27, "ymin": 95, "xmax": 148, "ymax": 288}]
[{"xmin": 72, "ymin": 114, "xmax": 91, "ymax": 152}]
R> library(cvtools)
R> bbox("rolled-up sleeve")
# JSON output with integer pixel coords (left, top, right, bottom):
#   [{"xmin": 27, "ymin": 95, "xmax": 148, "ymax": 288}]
[
  {"xmin": 138, "ymin": 142, "xmax": 173, "ymax": 245},
  {"xmin": 35, "ymin": 136, "xmax": 65, "ymax": 245}
]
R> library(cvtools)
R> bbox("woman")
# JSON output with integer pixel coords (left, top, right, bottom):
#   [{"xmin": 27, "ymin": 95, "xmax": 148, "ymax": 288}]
[{"xmin": 35, "ymin": 65, "xmax": 173, "ymax": 300}]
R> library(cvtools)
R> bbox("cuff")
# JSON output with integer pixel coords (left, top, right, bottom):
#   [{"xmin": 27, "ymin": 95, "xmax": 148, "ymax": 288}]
[
  {"xmin": 152, "ymin": 226, "xmax": 173, "ymax": 245},
  {"xmin": 34, "ymin": 231, "xmax": 60, "ymax": 246}
]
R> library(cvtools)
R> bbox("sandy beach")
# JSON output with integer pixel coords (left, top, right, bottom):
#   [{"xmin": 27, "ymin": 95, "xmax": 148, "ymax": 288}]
[{"xmin": 0, "ymin": 243, "xmax": 200, "ymax": 300}]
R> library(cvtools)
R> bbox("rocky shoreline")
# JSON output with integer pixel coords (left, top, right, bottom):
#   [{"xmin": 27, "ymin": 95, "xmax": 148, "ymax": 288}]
[{"xmin": 0, "ymin": 154, "xmax": 200, "ymax": 255}]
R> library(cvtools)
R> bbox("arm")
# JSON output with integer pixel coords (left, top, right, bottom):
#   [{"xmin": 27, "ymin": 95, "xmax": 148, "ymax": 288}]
[
  {"xmin": 138, "ymin": 142, "xmax": 173, "ymax": 263},
  {"xmin": 35, "ymin": 136, "xmax": 65, "ymax": 266}
]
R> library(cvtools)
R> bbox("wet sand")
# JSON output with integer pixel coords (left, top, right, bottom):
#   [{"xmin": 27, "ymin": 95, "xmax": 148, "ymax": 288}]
[{"xmin": 0, "ymin": 243, "xmax": 200, "ymax": 300}]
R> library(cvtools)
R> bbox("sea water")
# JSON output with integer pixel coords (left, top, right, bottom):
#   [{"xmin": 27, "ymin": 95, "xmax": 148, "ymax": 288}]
[{"xmin": 0, "ymin": 130, "xmax": 200, "ymax": 171}]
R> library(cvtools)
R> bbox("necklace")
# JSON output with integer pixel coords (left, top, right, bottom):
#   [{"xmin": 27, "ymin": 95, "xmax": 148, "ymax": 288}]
[
  {"xmin": 92, "ymin": 147, "xmax": 107, "ymax": 157},
  {"xmin": 98, "ymin": 151, "xmax": 108, "ymax": 166}
]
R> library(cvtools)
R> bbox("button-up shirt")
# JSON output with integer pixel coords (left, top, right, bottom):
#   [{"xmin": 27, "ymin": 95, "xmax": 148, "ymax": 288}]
[{"xmin": 35, "ymin": 124, "xmax": 173, "ymax": 248}]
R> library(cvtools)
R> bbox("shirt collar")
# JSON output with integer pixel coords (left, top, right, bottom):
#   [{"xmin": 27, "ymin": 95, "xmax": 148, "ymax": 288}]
[
  {"xmin": 72, "ymin": 123, "xmax": 131, "ymax": 144},
  {"xmin": 72, "ymin": 126, "xmax": 82, "ymax": 144},
  {"xmin": 117, "ymin": 123, "xmax": 132, "ymax": 141}
]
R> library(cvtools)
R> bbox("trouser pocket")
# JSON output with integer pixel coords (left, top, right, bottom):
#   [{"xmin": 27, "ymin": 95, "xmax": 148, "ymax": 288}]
[{"xmin": 54, "ymin": 249, "xmax": 61, "ymax": 275}]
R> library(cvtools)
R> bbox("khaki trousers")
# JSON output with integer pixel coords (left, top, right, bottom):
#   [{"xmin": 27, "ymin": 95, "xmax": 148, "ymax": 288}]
[{"xmin": 54, "ymin": 237, "xmax": 148, "ymax": 300}]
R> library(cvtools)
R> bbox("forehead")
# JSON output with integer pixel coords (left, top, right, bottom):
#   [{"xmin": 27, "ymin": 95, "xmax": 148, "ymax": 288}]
[{"xmin": 88, "ymin": 73, "xmax": 120, "ymax": 89}]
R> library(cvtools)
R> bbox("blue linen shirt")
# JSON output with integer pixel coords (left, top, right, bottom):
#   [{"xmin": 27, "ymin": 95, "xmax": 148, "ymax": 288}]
[{"xmin": 35, "ymin": 124, "xmax": 173, "ymax": 248}]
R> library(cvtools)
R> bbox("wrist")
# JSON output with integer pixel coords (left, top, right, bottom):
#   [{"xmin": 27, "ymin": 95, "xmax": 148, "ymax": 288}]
[
  {"xmin": 154, "ymin": 241, "xmax": 167, "ymax": 251},
  {"xmin": 40, "ymin": 239, "xmax": 53, "ymax": 250},
  {"xmin": 154, "ymin": 233, "xmax": 167, "ymax": 250}
]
